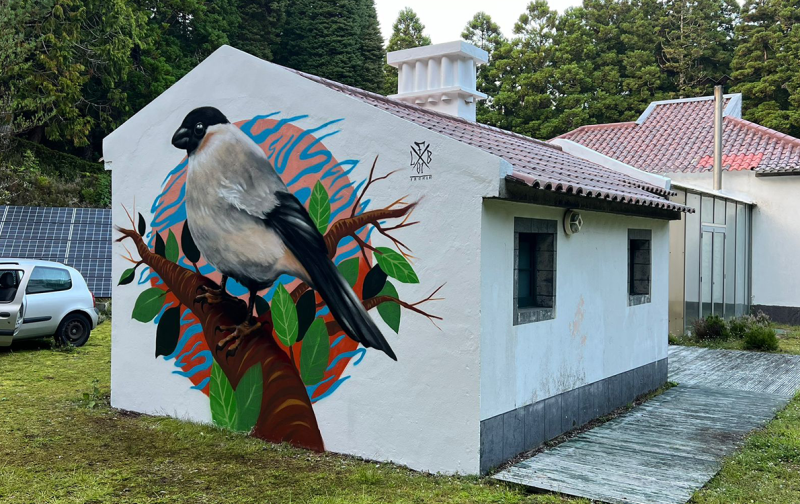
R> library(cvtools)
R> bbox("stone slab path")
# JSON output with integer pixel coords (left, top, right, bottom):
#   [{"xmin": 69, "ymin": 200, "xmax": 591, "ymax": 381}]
[{"xmin": 494, "ymin": 346, "xmax": 800, "ymax": 504}]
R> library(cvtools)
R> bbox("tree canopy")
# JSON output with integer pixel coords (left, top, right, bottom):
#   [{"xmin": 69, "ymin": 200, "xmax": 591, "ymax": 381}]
[
  {"xmin": 2, "ymin": 0, "xmax": 800, "ymax": 163},
  {"xmin": 383, "ymin": 7, "xmax": 431, "ymax": 95}
]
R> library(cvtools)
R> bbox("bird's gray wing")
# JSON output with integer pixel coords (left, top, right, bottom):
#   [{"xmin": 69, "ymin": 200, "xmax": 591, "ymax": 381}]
[{"xmin": 264, "ymin": 192, "xmax": 397, "ymax": 360}]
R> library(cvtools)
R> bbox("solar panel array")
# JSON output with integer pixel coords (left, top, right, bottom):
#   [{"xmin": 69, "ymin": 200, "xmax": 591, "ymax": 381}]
[{"xmin": 0, "ymin": 206, "xmax": 111, "ymax": 297}]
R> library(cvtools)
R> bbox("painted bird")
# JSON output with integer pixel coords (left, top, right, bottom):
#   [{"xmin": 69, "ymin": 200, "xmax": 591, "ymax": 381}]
[{"xmin": 171, "ymin": 106, "xmax": 396, "ymax": 360}]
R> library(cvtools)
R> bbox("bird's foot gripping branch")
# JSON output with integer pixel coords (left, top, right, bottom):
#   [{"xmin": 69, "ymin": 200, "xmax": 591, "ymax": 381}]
[{"xmin": 115, "ymin": 159, "xmax": 444, "ymax": 451}]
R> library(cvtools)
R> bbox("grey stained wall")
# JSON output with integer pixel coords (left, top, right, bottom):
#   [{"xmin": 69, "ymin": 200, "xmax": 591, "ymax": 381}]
[{"xmin": 480, "ymin": 357, "xmax": 668, "ymax": 474}]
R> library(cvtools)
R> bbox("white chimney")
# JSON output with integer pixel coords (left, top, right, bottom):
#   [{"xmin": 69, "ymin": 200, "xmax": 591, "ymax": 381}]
[{"xmin": 387, "ymin": 40, "xmax": 488, "ymax": 121}]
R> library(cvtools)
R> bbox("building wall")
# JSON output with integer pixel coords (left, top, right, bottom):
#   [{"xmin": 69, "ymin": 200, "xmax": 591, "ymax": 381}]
[
  {"xmin": 670, "ymin": 171, "xmax": 800, "ymax": 322},
  {"xmin": 479, "ymin": 199, "xmax": 670, "ymax": 471},
  {"xmin": 668, "ymin": 190, "xmax": 687, "ymax": 335},
  {"xmin": 104, "ymin": 46, "xmax": 504, "ymax": 474}
]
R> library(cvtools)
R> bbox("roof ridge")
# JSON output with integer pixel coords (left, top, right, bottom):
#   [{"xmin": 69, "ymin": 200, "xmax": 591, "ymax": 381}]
[
  {"xmin": 725, "ymin": 116, "xmax": 800, "ymax": 149},
  {"xmin": 289, "ymin": 67, "xmax": 685, "ymax": 212},
  {"xmin": 558, "ymin": 122, "xmax": 636, "ymax": 138},
  {"xmin": 292, "ymin": 68, "xmax": 566, "ymax": 153}
]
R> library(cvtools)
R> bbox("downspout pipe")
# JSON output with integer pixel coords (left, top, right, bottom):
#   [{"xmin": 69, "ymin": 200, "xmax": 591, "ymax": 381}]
[{"xmin": 713, "ymin": 85, "xmax": 723, "ymax": 191}]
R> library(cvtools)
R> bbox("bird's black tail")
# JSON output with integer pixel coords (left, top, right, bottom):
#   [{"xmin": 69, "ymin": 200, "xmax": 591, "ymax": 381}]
[{"xmin": 306, "ymin": 257, "xmax": 397, "ymax": 361}]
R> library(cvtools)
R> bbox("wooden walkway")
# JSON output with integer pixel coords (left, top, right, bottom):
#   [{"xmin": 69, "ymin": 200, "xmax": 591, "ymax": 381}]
[{"xmin": 494, "ymin": 346, "xmax": 800, "ymax": 504}]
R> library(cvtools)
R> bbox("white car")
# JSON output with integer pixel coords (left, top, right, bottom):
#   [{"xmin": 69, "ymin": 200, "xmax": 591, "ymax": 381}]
[{"xmin": 0, "ymin": 259, "xmax": 99, "ymax": 347}]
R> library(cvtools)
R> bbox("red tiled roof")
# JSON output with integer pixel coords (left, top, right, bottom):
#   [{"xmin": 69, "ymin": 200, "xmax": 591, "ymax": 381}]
[
  {"xmin": 297, "ymin": 72, "xmax": 689, "ymax": 213},
  {"xmin": 559, "ymin": 96, "xmax": 800, "ymax": 175}
]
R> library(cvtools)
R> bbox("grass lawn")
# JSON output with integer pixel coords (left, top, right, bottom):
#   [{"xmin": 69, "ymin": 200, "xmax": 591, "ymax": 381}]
[
  {"xmin": 2, "ymin": 323, "xmax": 799, "ymax": 503},
  {"xmin": 0, "ymin": 322, "xmax": 578, "ymax": 504}
]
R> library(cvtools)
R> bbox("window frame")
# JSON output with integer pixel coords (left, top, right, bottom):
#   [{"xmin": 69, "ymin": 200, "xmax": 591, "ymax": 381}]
[
  {"xmin": 513, "ymin": 217, "xmax": 557, "ymax": 325},
  {"xmin": 26, "ymin": 266, "xmax": 73, "ymax": 295},
  {"xmin": 628, "ymin": 229, "xmax": 652, "ymax": 306},
  {"xmin": 0, "ymin": 269, "xmax": 25, "ymax": 304}
]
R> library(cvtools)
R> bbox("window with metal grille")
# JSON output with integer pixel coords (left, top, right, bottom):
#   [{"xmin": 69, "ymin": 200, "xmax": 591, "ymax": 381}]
[
  {"xmin": 514, "ymin": 218, "xmax": 557, "ymax": 324},
  {"xmin": 628, "ymin": 229, "xmax": 652, "ymax": 305}
]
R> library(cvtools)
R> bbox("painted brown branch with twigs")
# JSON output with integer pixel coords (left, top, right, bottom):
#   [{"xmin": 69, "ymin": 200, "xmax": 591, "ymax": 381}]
[{"xmin": 116, "ymin": 160, "xmax": 443, "ymax": 450}]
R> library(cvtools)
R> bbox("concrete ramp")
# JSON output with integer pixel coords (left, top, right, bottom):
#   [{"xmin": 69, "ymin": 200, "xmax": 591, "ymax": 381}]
[{"xmin": 494, "ymin": 346, "xmax": 800, "ymax": 504}]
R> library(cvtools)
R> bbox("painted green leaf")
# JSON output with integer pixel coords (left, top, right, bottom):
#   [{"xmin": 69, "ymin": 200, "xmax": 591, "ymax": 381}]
[
  {"xmin": 296, "ymin": 289, "xmax": 317, "ymax": 342},
  {"xmin": 308, "ymin": 181, "xmax": 331, "ymax": 235},
  {"xmin": 300, "ymin": 318, "xmax": 330, "ymax": 386},
  {"xmin": 131, "ymin": 288, "xmax": 167, "ymax": 323},
  {"xmin": 137, "ymin": 213, "xmax": 146, "ymax": 236},
  {"xmin": 154, "ymin": 232, "xmax": 166, "ymax": 258},
  {"xmin": 210, "ymin": 362, "xmax": 238, "ymax": 430},
  {"xmin": 374, "ymin": 247, "xmax": 419, "ymax": 284},
  {"xmin": 337, "ymin": 258, "xmax": 360, "ymax": 288},
  {"xmin": 362, "ymin": 264, "xmax": 387, "ymax": 299},
  {"xmin": 234, "ymin": 362, "xmax": 263, "ymax": 432},
  {"xmin": 118, "ymin": 267, "xmax": 136, "ymax": 286},
  {"xmin": 165, "ymin": 230, "xmax": 179, "ymax": 263},
  {"xmin": 181, "ymin": 222, "xmax": 201, "ymax": 263},
  {"xmin": 155, "ymin": 307, "xmax": 181, "ymax": 358},
  {"xmin": 272, "ymin": 284, "xmax": 298, "ymax": 347},
  {"xmin": 377, "ymin": 281, "xmax": 401, "ymax": 333}
]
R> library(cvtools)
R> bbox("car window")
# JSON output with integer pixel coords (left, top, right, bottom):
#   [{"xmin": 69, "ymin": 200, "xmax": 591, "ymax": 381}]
[
  {"xmin": 26, "ymin": 266, "xmax": 72, "ymax": 294},
  {"xmin": 0, "ymin": 269, "xmax": 24, "ymax": 303}
]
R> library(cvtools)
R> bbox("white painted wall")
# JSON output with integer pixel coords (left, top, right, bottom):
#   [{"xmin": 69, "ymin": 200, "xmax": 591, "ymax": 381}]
[
  {"xmin": 105, "ymin": 45, "xmax": 505, "ymax": 474},
  {"xmin": 669, "ymin": 170, "xmax": 800, "ymax": 310},
  {"xmin": 479, "ymin": 199, "xmax": 669, "ymax": 420}
]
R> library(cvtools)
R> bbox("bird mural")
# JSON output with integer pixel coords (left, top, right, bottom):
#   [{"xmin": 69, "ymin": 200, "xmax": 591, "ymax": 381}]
[
  {"xmin": 170, "ymin": 107, "xmax": 397, "ymax": 360},
  {"xmin": 116, "ymin": 108, "xmax": 444, "ymax": 449}
]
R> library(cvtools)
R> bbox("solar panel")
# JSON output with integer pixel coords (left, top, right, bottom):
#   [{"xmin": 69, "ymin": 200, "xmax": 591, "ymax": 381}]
[{"xmin": 0, "ymin": 205, "xmax": 112, "ymax": 297}]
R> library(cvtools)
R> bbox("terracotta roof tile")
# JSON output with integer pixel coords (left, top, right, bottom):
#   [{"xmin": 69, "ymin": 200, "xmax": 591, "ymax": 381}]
[
  {"xmin": 297, "ymin": 71, "xmax": 689, "ymax": 214},
  {"xmin": 559, "ymin": 97, "xmax": 800, "ymax": 175}
]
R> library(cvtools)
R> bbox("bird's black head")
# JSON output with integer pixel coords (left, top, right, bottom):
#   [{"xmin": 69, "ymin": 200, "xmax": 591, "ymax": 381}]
[{"xmin": 171, "ymin": 107, "xmax": 230, "ymax": 155}]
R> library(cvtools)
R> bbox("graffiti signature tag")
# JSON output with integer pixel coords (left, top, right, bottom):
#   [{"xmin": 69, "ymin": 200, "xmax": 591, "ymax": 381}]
[{"xmin": 410, "ymin": 141, "xmax": 433, "ymax": 180}]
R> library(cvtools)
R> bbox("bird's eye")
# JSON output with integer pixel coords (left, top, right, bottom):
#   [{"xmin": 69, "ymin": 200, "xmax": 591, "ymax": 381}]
[{"xmin": 194, "ymin": 122, "xmax": 204, "ymax": 135}]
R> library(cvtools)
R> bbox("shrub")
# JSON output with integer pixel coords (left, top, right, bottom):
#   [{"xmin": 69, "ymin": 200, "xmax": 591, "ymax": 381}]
[
  {"xmin": 743, "ymin": 325, "xmax": 779, "ymax": 351},
  {"xmin": 728, "ymin": 318, "xmax": 750, "ymax": 339},
  {"xmin": 692, "ymin": 314, "xmax": 730, "ymax": 341}
]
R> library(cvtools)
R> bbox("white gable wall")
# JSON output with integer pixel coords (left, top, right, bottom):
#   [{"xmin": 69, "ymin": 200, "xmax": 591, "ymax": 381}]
[{"xmin": 105, "ymin": 46, "xmax": 505, "ymax": 474}]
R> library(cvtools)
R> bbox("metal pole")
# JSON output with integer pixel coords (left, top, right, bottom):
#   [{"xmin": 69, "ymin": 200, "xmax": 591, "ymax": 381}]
[{"xmin": 713, "ymin": 85, "xmax": 723, "ymax": 191}]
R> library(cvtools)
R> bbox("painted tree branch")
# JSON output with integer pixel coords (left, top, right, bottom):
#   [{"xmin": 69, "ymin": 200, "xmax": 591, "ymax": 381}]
[{"xmin": 116, "ymin": 227, "xmax": 325, "ymax": 452}]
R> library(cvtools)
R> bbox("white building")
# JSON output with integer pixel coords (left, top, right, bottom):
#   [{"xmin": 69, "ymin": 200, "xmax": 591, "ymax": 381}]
[
  {"xmin": 560, "ymin": 95, "xmax": 800, "ymax": 331},
  {"xmin": 104, "ymin": 43, "xmax": 689, "ymax": 475}
]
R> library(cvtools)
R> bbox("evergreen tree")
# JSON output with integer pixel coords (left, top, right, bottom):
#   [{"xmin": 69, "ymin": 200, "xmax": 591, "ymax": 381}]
[
  {"xmin": 383, "ymin": 7, "xmax": 431, "ymax": 95},
  {"xmin": 230, "ymin": 0, "xmax": 287, "ymax": 61},
  {"xmin": 482, "ymin": 0, "xmax": 558, "ymax": 138},
  {"xmin": 658, "ymin": 0, "xmax": 739, "ymax": 97},
  {"xmin": 277, "ymin": 0, "xmax": 383, "ymax": 91},
  {"xmin": 462, "ymin": 12, "xmax": 506, "ymax": 120},
  {"xmin": 732, "ymin": 0, "xmax": 800, "ymax": 136},
  {"xmin": 355, "ymin": 0, "xmax": 386, "ymax": 93},
  {"xmin": 2, "ymin": 0, "xmax": 147, "ymax": 153}
]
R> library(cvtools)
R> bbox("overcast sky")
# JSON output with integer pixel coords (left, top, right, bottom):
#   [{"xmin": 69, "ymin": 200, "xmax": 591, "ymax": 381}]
[{"xmin": 375, "ymin": 0, "xmax": 583, "ymax": 45}]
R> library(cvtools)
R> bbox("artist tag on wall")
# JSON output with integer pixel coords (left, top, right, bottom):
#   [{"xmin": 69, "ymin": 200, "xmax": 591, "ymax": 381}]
[{"xmin": 410, "ymin": 141, "xmax": 433, "ymax": 181}]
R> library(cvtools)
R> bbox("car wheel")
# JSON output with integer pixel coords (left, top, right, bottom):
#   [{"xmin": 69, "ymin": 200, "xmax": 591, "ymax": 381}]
[{"xmin": 56, "ymin": 314, "xmax": 91, "ymax": 347}]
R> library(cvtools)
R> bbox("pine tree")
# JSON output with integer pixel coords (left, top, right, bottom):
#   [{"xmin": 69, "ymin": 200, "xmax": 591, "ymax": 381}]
[
  {"xmin": 278, "ymin": 0, "xmax": 362, "ymax": 85},
  {"xmin": 462, "ymin": 12, "xmax": 506, "ymax": 121},
  {"xmin": 383, "ymin": 7, "xmax": 431, "ymax": 95},
  {"xmin": 482, "ymin": 0, "xmax": 558, "ymax": 138},
  {"xmin": 230, "ymin": 0, "xmax": 287, "ymax": 61},
  {"xmin": 658, "ymin": 0, "xmax": 739, "ymax": 97},
  {"xmin": 355, "ymin": 0, "xmax": 386, "ymax": 93},
  {"xmin": 2, "ymin": 0, "xmax": 148, "ymax": 152},
  {"xmin": 277, "ymin": 0, "xmax": 384, "ymax": 91},
  {"xmin": 732, "ymin": 0, "xmax": 800, "ymax": 136}
]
